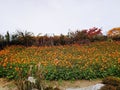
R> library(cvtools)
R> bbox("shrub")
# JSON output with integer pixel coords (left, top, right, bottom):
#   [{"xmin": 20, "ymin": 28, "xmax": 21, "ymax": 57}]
[
  {"xmin": 100, "ymin": 85, "xmax": 116, "ymax": 90},
  {"xmin": 100, "ymin": 76, "xmax": 120, "ymax": 90},
  {"xmin": 102, "ymin": 76, "xmax": 120, "ymax": 86}
]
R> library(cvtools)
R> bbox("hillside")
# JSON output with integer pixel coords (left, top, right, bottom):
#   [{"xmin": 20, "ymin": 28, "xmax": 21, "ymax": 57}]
[{"xmin": 0, "ymin": 41, "xmax": 120, "ymax": 80}]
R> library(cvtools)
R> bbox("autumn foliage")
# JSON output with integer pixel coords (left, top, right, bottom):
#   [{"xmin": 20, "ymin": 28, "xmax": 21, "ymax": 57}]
[
  {"xmin": 0, "ymin": 27, "xmax": 105, "ymax": 50},
  {"xmin": 2, "ymin": 26, "xmax": 120, "ymax": 50},
  {"xmin": 107, "ymin": 27, "xmax": 120, "ymax": 37}
]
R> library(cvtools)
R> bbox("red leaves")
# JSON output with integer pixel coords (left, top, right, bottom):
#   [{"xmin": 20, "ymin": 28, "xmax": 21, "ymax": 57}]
[{"xmin": 87, "ymin": 27, "xmax": 102, "ymax": 38}]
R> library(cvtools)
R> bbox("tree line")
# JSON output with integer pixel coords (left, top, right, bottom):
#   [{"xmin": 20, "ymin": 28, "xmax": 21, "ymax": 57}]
[{"xmin": 0, "ymin": 27, "xmax": 120, "ymax": 50}]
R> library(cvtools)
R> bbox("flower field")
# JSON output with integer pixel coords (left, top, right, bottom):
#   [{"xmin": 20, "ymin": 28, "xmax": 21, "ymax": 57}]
[{"xmin": 0, "ymin": 41, "xmax": 120, "ymax": 80}]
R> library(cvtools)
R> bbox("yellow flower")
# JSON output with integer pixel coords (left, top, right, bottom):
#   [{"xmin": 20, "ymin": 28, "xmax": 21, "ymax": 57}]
[{"xmin": 118, "ymin": 58, "xmax": 120, "ymax": 64}]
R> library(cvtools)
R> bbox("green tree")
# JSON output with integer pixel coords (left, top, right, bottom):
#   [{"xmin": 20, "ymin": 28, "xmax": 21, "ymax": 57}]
[
  {"xmin": 5, "ymin": 31, "xmax": 10, "ymax": 45},
  {"xmin": 0, "ymin": 34, "xmax": 4, "ymax": 49}
]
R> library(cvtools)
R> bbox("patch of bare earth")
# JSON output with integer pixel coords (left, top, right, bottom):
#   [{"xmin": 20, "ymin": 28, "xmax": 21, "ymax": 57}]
[
  {"xmin": 44, "ymin": 79, "xmax": 102, "ymax": 89},
  {"xmin": 0, "ymin": 78, "xmax": 17, "ymax": 90},
  {"xmin": 0, "ymin": 78, "xmax": 102, "ymax": 90}
]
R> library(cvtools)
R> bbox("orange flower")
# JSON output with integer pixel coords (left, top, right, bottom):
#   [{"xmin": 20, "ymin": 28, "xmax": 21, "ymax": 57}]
[
  {"xmin": 15, "ymin": 67, "xmax": 19, "ymax": 71},
  {"xmin": 3, "ymin": 63, "xmax": 7, "ymax": 67},
  {"xmin": 54, "ymin": 59, "xmax": 59, "ymax": 65},
  {"xmin": 118, "ymin": 58, "xmax": 120, "ymax": 64}
]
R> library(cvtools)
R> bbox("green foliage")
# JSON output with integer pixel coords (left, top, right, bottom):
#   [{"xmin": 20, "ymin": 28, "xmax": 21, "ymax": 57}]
[
  {"xmin": 44, "ymin": 66, "xmax": 82, "ymax": 80},
  {"xmin": 5, "ymin": 31, "xmax": 10, "ymax": 45},
  {"xmin": 0, "ymin": 41, "xmax": 120, "ymax": 80},
  {"xmin": 15, "ymin": 64, "xmax": 44, "ymax": 90}
]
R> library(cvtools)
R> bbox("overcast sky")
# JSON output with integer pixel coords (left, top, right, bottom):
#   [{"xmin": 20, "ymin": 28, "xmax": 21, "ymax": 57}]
[{"xmin": 0, "ymin": 0, "xmax": 120, "ymax": 35}]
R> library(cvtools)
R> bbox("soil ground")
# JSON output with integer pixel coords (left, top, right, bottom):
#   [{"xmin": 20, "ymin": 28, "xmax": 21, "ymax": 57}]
[
  {"xmin": 0, "ymin": 78, "xmax": 17, "ymax": 90},
  {"xmin": 0, "ymin": 78, "xmax": 102, "ymax": 90}
]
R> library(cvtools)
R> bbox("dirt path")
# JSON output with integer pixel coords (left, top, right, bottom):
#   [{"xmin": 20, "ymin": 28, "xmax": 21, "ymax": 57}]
[
  {"xmin": 0, "ymin": 78, "xmax": 102, "ymax": 90},
  {"xmin": 45, "ymin": 79, "xmax": 102, "ymax": 89}
]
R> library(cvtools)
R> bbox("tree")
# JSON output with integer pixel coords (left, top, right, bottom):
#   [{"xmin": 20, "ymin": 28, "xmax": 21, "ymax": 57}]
[
  {"xmin": 68, "ymin": 30, "xmax": 88, "ymax": 44},
  {"xmin": 87, "ymin": 27, "xmax": 102, "ymax": 38},
  {"xmin": 68, "ymin": 27, "xmax": 103, "ymax": 44},
  {"xmin": 16, "ymin": 30, "xmax": 35, "ymax": 46},
  {"xmin": 107, "ymin": 27, "xmax": 120, "ymax": 41},
  {"xmin": 87, "ymin": 27, "xmax": 103, "ymax": 42},
  {"xmin": 0, "ymin": 34, "xmax": 4, "ymax": 42},
  {"xmin": 5, "ymin": 31, "xmax": 10, "ymax": 45},
  {"xmin": 0, "ymin": 34, "xmax": 4, "ymax": 49},
  {"xmin": 107, "ymin": 27, "xmax": 120, "ymax": 37}
]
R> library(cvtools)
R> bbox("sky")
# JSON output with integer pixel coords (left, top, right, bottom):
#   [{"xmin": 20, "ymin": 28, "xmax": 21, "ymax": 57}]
[{"xmin": 0, "ymin": 0, "xmax": 120, "ymax": 36}]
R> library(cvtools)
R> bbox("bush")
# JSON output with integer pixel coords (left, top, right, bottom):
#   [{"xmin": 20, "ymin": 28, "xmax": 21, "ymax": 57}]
[
  {"xmin": 100, "ymin": 85, "xmax": 116, "ymax": 90},
  {"xmin": 102, "ymin": 76, "xmax": 120, "ymax": 86},
  {"xmin": 100, "ymin": 76, "xmax": 120, "ymax": 90}
]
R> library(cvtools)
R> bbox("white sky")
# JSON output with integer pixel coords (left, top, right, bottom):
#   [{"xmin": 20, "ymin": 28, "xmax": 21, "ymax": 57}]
[{"xmin": 0, "ymin": 0, "xmax": 120, "ymax": 35}]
